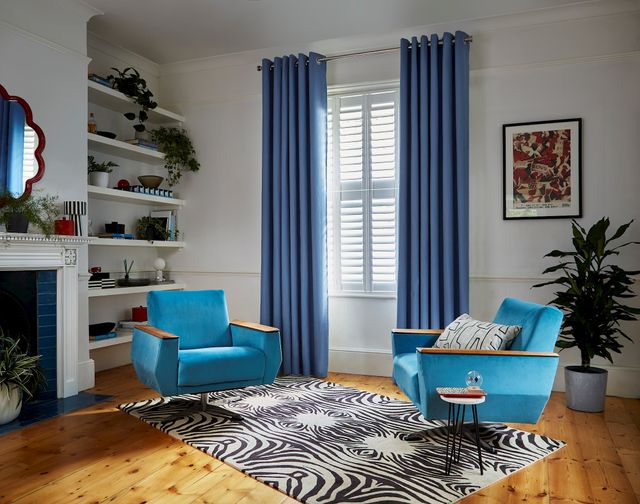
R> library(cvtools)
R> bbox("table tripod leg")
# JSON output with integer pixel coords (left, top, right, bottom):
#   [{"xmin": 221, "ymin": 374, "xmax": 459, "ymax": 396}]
[{"xmin": 472, "ymin": 404, "xmax": 484, "ymax": 475}]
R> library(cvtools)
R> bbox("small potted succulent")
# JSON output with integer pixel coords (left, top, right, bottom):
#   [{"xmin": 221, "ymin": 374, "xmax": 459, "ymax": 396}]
[
  {"xmin": 88, "ymin": 155, "xmax": 118, "ymax": 187},
  {"xmin": 0, "ymin": 191, "xmax": 59, "ymax": 235},
  {"xmin": 535, "ymin": 218, "xmax": 639, "ymax": 412},
  {"xmin": 0, "ymin": 330, "xmax": 46, "ymax": 425}
]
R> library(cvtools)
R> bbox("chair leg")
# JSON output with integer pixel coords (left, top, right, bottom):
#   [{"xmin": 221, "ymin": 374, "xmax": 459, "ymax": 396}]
[{"xmin": 154, "ymin": 393, "xmax": 243, "ymax": 423}]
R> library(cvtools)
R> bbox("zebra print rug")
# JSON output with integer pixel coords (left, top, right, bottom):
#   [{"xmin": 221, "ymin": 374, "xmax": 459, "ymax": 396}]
[{"xmin": 119, "ymin": 377, "xmax": 564, "ymax": 503}]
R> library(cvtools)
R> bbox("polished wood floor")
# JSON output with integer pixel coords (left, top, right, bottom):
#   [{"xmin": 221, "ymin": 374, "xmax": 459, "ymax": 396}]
[{"xmin": 1, "ymin": 365, "xmax": 638, "ymax": 504}]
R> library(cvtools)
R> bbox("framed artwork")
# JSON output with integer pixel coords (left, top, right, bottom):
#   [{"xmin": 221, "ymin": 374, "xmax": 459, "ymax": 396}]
[{"xmin": 503, "ymin": 118, "xmax": 582, "ymax": 220}]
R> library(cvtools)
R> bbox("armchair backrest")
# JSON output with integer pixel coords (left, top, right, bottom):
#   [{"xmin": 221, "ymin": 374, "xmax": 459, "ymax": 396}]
[
  {"xmin": 147, "ymin": 290, "xmax": 232, "ymax": 350},
  {"xmin": 492, "ymin": 298, "xmax": 563, "ymax": 352}
]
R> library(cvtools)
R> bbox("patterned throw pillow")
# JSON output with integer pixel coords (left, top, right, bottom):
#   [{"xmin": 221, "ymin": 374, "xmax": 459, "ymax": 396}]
[{"xmin": 433, "ymin": 314, "xmax": 521, "ymax": 351}]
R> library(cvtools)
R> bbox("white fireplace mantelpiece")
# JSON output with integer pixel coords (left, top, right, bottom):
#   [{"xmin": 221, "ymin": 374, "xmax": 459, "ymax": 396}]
[{"xmin": 0, "ymin": 233, "xmax": 90, "ymax": 398}]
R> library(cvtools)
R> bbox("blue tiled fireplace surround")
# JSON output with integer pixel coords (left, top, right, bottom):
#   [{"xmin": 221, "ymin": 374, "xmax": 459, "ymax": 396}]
[{"xmin": 0, "ymin": 270, "xmax": 57, "ymax": 399}]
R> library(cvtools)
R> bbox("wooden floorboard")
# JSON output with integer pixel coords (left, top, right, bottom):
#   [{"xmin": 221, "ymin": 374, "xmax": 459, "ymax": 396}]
[{"xmin": 0, "ymin": 365, "xmax": 638, "ymax": 504}]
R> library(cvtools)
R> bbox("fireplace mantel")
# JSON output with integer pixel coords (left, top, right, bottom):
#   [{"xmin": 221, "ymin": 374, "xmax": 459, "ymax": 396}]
[{"xmin": 0, "ymin": 232, "xmax": 88, "ymax": 398}]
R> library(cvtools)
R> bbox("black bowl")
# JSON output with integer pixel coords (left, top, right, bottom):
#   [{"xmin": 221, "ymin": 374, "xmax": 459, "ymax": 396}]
[
  {"xmin": 89, "ymin": 322, "xmax": 116, "ymax": 336},
  {"xmin": 96, "ymin": 131, "xmax": 117, "ymax": 139}
]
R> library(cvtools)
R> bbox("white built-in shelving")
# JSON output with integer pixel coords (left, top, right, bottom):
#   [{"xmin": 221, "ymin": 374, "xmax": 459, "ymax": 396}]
[
  {"xmin": 88, "ymin": 132, "xmax": 165, "ymax": 163},
  {"xmin": 89, "ymin": 238, "xmax": 185, "ymax": 248},
  {"xmin": 87, "ymin": 185, "xmax": 185, "ymax": 208},
  {"xmin": 88, "ymin": 329, "xmax": 133, "ymax": 350},
  {"xmin": 88, "ymin": 282, "xmax": 186, "ymax": 298}
]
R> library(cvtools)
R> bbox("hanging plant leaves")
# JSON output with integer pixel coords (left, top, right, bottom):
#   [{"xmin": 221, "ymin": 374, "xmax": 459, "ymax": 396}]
[
  {"xmin": 108, "ymin": 67, "xmax": 158, "ymax": 133},
  {"xmin": 151, "ymin": 127, "xmax": 200, "ymax": 186}
]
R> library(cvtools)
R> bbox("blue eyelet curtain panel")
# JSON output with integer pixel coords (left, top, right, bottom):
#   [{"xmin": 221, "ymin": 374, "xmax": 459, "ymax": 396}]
[
  {"xmin": 0, "ymin": 96, "xmax": 26, "ymax": 196},
  {"xmin": 260, "ymin": 53, "xmax": 329, "ymax": 377},
  {"xmin": 396, "ymin": 32, "xmax": 470, "ymax": 329}
]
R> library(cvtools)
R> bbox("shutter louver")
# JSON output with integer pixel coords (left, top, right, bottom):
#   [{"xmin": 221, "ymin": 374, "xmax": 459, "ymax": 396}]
[{"xmin": 22, "ymin": 125, "xmax": 37, "ymax": 186}]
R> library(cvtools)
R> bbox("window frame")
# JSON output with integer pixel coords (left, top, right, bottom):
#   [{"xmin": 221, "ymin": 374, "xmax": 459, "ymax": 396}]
[{"xmin": 327, "ymin": 81, "xmax": 400, "ymax": 299}]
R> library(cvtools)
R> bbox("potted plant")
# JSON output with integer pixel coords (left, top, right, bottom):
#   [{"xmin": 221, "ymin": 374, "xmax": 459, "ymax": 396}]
[
  {"xmin": 88, "ymin": 155, "xmax": 118, "ymax": 187},
  {"xmin": 0, "ymin": 330, "xmax": 46, "ymax": 425},
  {"xmin": 535, "ymin": 218, "xmax": 639, "ymax": 412},
  {"xmin": 108, "ymin": 67, "xmax": 157, "ymax": 134},
  {"xmin": 0, "ymin": 191, "xmax": 59, "ymax": 235},
  {"xmin": 136, "ymin": 216, "xmax": 169, "ymax": 241},
  {"xmin": 151, "ymin": 127, "xmax": 200, "ymax": 186}
]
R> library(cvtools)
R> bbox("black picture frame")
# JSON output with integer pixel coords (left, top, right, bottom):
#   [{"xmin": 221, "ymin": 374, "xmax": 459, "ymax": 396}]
[{"xmin": 503, "ymin": 118, "xmax": 582, "ymax": 220}]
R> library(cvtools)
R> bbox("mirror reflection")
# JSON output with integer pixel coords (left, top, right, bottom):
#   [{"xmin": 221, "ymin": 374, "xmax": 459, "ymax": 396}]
[{"xmin": 1, "ymin": 94, "xmax": 40, "ymax": 199}]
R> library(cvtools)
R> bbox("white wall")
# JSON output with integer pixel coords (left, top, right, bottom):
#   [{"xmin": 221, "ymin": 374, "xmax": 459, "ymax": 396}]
[
  {"xmin": 0, "ymin": 0, "xmax": 100, "ymax": 390},
  {"xmin": 157, "ymin": 0, "xmax": 640, "ymax": 397}
]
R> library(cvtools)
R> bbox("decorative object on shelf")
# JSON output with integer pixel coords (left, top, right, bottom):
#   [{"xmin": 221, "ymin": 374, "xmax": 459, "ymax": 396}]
[
  {"xmin": 153, "ymin": 257, "xmax": 166, "ymax": 283},
  {"xmin": 465, "ymin": 370, "xmax": 483, "ymax": 387},
  {"xmin": 88, "ymin": 73, "xmax": 114, "ymax": 88},
  {"xmin": 105, "ymin": 222, "xmax": 125, "ymax": 234},
  {"xmin": 0, "ymin": 191, "xmax": 59, "ymax": 236},
  {"xmin": 503, "ymin": 118, "xmax": 582, "ymax": 219},
  {"xmin": 108, "ymin": 67, "xmax": 157, "ymax": 133},
  {"xmin": 125, "ymin": 138, "xmax": 158, "ymax": 151},
  {"xmin": 0, "ymin": 83, "xmax": 46, "ymax": 203},
  {"xmin": 96, "ymin": 131, "xmax": 117, "ymax": 140},
  {"xmin": 128, "ymin": 185, "xmax": 173, "ymax": 198},
  {"xmin": 89, "ymin": 322, "xmax": 116, "ymax": 337},
  {"xmin": 131, "ymin": 305, "xmax": 148, "ymax": 322},
  {"xmin": 54, "ymin": 217, "xmax": 74, "ymax": 236},
  {"xmin": 117, "ymin": 179, "xmax": 130, "ymax": 189},
  {"xmin": 88, "ymin": 155, "xmax": 118, "ymax": 188},
  {"xmin": 151, "ymin": 210, "xmax": 178, "ymax": 240},
  {"xmin": 63, "ymin": 200, "xmax": 87, "ymax": 236},
  {"xmin": 136, "ymin": 215, "xmax": 169, "ymax": 241},
  {"xmin": 151, "ymin": 127, "xmax": 200, "ymax": 186},
  {"xmin": 138, "ymin": 175, "xmax": 164, "ymax": 189},
  {"xmin": 88, "ymin": 112, "xmax": 97, "ymax": 134},
  {"xmin": 117, "ymin": 259, "xmax": 150, "ymax": 287},
  {"xmin": 534, "ymin": 217, "xmax": 639, "ymax": 412},
  {"xmin": 0, "ymin": 329, "xmax": 46, "ymax": 425}
]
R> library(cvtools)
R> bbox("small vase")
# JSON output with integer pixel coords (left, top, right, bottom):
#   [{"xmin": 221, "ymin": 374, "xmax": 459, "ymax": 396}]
[
  {"xmin": 89, "ymin": 171, "xmax": 110, "ymax": 188},
  {"xmin": 6, "ymin": 213, "xmax": 29, "ymax": 233},
  {"xmin": 0, "ymin": 384, "xmax": 22, "ymax": 425}
]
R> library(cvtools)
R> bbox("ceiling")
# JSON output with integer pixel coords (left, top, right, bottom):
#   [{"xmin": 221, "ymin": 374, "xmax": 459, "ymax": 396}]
[{"xmin": 85, "ymin": 0, "xmax": 589, "ymax": 64}]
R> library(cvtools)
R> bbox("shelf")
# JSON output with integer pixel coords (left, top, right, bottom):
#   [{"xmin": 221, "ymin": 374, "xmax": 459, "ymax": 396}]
[
  {"xmin": 88, "ymin": 80, "xmax": 185, "ymax": 123},
  {"xmin": 88, "ymin": 133, "xmax": 165, "ymax": 163},
  {"xmin": 88, "ymin": 282, "xmax": 186, "ymax": 298},
  {"xmin": 89, "ymin": 329, "xmax": 133, "ymax": 350},
  {"xmin": 87, "ymin": 185, "xmax": 185, "ymax": 208},
  {"xmin": 89, "ymin": 238, "xmax": 185, "ymax": 248}
]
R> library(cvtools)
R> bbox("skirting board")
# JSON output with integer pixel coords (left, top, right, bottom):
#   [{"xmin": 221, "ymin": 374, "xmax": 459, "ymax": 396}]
[
  {"xmin": 78, "ymin": 359, "xmax": 95, "ymax": 391},
  {"xmin": 329, "ymin": 348, "xmax": 640, "ymax": 398}
]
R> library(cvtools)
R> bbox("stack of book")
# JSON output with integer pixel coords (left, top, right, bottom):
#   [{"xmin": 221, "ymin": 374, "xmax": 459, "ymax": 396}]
[
  {"xmin": 125, "ymin": 186, "xmax": 174, "ymax": 198},
  {"xmin": 436, "ymin": 387, "xmax": 487, "ymax": 398},
  {"xmin": 88, "ymin": 73, "xmax": 113, "ymax": 88},
  {"xmin": 119, "ymin": 320, "xmax": 148, "ymax": 330},
  {"xmin": 97, "ymin": 232, "xmax": 134, "ymax": 240},
  {"xmin": 90, "ymin": 331, "xmax": 118, "ymax": 342},
  {"xmin": 88, "ymin": 278, "xmax": 116, "ymax": 290},
  {"xmin": 125, "ymin": 138, "xmax": 159, "ymax": 151}
]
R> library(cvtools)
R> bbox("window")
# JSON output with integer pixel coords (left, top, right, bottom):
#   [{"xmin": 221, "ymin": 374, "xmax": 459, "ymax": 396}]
[
  {"xmin": 22, "ymin": 124, "xmax": 37, "ymax": 186},
  {"xmin": 327, "ymin": 88, "xmax": 399, "ymax": 294}
]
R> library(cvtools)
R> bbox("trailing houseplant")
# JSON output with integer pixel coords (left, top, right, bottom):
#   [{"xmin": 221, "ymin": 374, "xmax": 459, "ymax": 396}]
[
  {"xmin": 0, "ymin": 191, "xmax": 59, "ymax": 236},
  {"xmin": 151, "ymin": 127, "xmax": 200, "ymax": 186},
  {"xmin": 534, "ymin": 217, "xmax": 639, "ymax": 412},
  {"xmin": 108, "ymin": 67, "xmax": 157, "ymax": 133},
  {"xmin": 0, "ymin": 330, "xmax": 46, "ymax": 425},
  {"xmin": 88, "ymin": 155, "xmax": 118, "ymax": 187}
]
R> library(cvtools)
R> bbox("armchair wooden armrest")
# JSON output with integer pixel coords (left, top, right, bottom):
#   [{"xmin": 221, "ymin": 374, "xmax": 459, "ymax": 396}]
[
  {"xmin": 134, "ymin": 325, "xmax": 179, "ymax": 340},
  {"xmin": 230, "ymin": 320, "xmax": 279, "ymax": 333},
  {"xmin": 393, "ymin": 328, "xmax": 444, "ymax": 335},
  {"xmin": 417, "ymin": 348, "xmax": 558, "ymax": 357}
]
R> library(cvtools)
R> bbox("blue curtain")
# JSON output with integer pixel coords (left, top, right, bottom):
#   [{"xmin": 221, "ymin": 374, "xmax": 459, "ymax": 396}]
[
  {"xmin": 396, "ymin": 32, "xmax": 470, "ymax": 329},
  {"xmin": 260, "ymin": 53, "xmax": 329, "ymax": 376},
  {"xmin": 0, "ymin": 96, "xmax": 26, "ymax": 196}
]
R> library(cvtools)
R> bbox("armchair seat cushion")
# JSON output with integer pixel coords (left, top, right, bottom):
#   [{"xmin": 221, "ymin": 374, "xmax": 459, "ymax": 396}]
[
  {"xmin": 392, "ymin": 353, "xmax": 420, "ymax": 405},
  {"xmin": 178, "ymin": 346, "xmax": 265, "ymax": 387}
]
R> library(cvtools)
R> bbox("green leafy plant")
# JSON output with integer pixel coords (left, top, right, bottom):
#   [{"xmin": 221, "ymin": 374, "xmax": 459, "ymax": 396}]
[
  {"xmin": 108, "ymin": 67, "xmax": 157, "ymax": 132},
  {"xmin": 0, "ymin": 329, "xmax": 46, "ymax": 400},
  {"xmin": 534, "ymin": 218, "xmax": 640, "ymax": 368},
  {"xmin": 136, "ymin": 216, "xmax": 169, "ymax": 241},
  {"xmin": 0, "ymin": 191, "xmax": 59, "ymax": 236},
  {"xmin": 151, "ymin": 127, "xmax": 200, "ymax": 186},
  {"xmin": 88, "ymin": 155, "xmax": 118, "ymax": 174}
]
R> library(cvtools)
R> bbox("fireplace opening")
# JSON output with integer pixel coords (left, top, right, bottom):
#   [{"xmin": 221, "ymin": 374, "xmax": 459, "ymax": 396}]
[{"xmin": 0, "ymin": 270, "xmax": 57, "ymax": 399}]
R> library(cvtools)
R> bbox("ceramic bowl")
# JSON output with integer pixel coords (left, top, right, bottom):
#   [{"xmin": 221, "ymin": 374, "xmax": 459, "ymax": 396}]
[{"xmin": 138, "ymin": 175, "xmax": 164, "ymax": 188}]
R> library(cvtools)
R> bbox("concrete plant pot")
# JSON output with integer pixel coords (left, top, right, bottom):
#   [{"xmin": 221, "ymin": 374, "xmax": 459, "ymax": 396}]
[
  {"xmin": 89, "ymin": 171, "xmax": 110, "ymax": 188},
  {"xmin": 565, "ymin": 365, "xmax": 608, "ymax": 412},
  {"xmin": 0, "ymin": 384, "xmax": 22, "ymax": 425}
]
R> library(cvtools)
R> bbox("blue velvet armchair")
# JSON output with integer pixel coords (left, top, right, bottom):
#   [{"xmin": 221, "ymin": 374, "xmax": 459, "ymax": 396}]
[
  {"xmin": 392, "ymin": 298, "xmax": 563, "ymax": 425},
  {"xmin": 131, "ymin": 290, "xmax": 282, "ymax": 420}
]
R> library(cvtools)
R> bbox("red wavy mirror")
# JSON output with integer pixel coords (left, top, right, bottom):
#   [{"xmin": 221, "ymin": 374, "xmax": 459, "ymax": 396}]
[{"xmin": 0, "ymin": 83, "xmax": 45, "ymax": 204}]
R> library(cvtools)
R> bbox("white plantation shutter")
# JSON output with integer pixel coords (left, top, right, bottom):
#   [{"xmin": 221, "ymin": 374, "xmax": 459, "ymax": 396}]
[
  {"xmin": 327, "ymin": 89, "xmax": 398, "ymax": 293},
  {"xmin": 22, "ymin": 125, "xmax": 37, "ymax": 186}
]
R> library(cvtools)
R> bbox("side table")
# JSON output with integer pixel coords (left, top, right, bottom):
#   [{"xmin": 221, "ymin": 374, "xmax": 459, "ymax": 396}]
[{"xmin": 440, "ymin": 395, "xmax": 485, "ymax": 475}]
